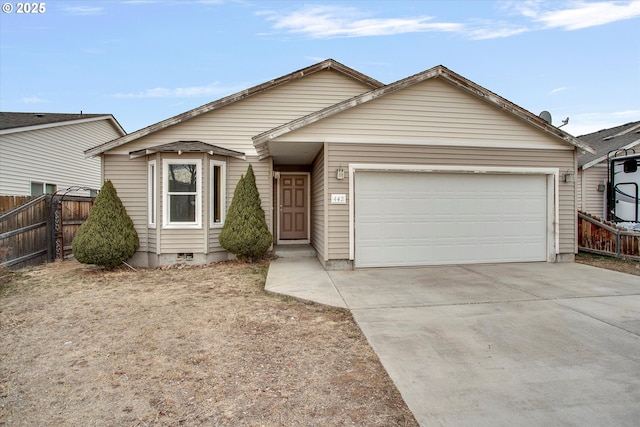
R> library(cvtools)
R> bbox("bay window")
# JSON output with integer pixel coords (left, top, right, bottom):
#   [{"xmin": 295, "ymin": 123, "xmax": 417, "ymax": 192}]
[{"xmin": 163, "ymin": 159, "xmax": 202, "ymax": 228}]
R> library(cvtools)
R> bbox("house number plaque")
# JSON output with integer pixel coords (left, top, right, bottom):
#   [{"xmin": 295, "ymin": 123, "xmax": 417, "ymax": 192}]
[{"xmin": 331, "ymin": 194, "xmax": 347, "ymax": 204}]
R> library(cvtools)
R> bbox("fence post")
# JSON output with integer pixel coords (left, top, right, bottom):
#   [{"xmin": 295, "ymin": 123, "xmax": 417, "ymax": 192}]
[
  {"xmin": 52, "ymin": 196, "xmax": 64, "ymax": 260},
  {"xmin": 46, "ymin": 195, "xmax": 52, "ymax": 262}
]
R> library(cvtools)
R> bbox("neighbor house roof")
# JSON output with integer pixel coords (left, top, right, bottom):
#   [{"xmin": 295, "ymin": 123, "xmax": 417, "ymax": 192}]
[
  {"xmin": 0, "ymin": 112, "xmax": 126, "ymax": 135},
  {"xmin": 85, "ymin": 59, "xmax": 384, "ymax": 157},
  {"xmin": 577, "ymin": 121, "xmax": 640, "ymax": 169},
  {"xmin": 129, "ymin": 140, "xmax": 245, "ymax": 159},
  {"xmin": 253, "ymin": 65, "xmax": 595, "ymax": 158}
]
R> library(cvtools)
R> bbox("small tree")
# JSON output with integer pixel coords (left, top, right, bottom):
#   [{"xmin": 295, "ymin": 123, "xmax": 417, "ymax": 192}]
[
  {"xmin": 219, "ymin": 164, "xmax": 272, "ymax": 262},
  {"xmin": 72, "ymin": 180, "xmax": 139, "ymax": 268}
]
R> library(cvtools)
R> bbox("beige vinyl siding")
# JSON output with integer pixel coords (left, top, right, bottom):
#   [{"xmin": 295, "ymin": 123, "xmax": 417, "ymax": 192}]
[
  {"xmin": 103, "ymin": 154, "xmax": 150, "ymax": 251},
  {"xmin": 0, "ymin": 119, "xmax": 120, "ymax": 195},
  {"xmin": 161, "ymin": 229, "xmax": 205, "ymax": 253},
  {"xmin": 101, "ymin": 69, "xmax": 369, "ymax": 264},
  {"xmin": 325, "ymin": 143, "xmax": 576, "ymax": 260},
  {"xmin": 104, "ymin": 154, "xmax": 272, "ymax": 259},
  {"xmin": 311, "ymin": 146, "xmax": 326, "ymax": 260},
  {"xmin": 580, "ymin": 164, "xmax": 608, "ymax": 218},
  {"xmin": 107, "ymin": 70, "xmax": 373, "ymax": 156},
  {"xmin": 272, "ymin": 78, "xmax": 573, "ymax": 152}
]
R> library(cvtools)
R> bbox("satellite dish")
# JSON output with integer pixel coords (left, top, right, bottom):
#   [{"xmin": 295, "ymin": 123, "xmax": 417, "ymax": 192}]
[{"xmin": 539, "ymin": 111, "xmax": 552, "ymax": 124}]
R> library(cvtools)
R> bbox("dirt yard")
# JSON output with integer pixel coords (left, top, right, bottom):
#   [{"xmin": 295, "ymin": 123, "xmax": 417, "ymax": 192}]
[
  {"xmin": 0, "ymin": 260, "xmax": 417, "ymax": 427},
  {"xmin": 575, "ymin": 252, "xmax": 640, "ymax": 276}
]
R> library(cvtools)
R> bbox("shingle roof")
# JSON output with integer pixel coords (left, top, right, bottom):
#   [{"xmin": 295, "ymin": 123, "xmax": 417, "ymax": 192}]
[
  {"xmin": 0, "ymin": 112, "xmax": 108, "ymax": 130},
  {"xmin": 577, "ymin": 121, "xmax": 640, "ymax": 168}
]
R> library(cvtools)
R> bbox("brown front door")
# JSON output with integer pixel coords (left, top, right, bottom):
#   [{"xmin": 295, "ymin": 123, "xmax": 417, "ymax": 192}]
[{"xmin": 280, "ymin": 174, "xmax": 308, "ymax": 240}]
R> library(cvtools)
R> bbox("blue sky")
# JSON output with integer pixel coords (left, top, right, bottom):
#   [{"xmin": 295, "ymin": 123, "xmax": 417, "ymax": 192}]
[{"xmin": 1, "ymin": 0, "xmax": 639, "ymax": 137}]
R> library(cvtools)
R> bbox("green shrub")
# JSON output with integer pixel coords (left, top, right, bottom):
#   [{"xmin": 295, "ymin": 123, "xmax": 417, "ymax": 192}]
[
  {"xmin": 72, "ymin": 180, "xmax": 139, "ymax": 268},
  {"xmin": 219, "ymin": 164, "xmax": 272, "ymax": 262}
]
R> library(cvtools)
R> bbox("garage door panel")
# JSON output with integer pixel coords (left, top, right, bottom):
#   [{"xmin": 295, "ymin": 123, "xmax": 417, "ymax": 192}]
[{"xmin": 355, "ymin": 172, "xmax": 548, "ymax": 267}]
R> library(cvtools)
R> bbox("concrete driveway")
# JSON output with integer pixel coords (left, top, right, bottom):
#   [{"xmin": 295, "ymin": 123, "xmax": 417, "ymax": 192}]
[{"xmin": 326, "ymin": 262, "xmax": 640, "ymax": 426}]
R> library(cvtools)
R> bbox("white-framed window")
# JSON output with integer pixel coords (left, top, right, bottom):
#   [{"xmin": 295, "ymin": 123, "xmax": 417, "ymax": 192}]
[
  {"xmin": 163, "ymin": 159, "xmax": 202, "ymax": 228},
  {"xmin": 148, "ymin": 160, "xmax": 157, "ymax": 227},
  {"xmin": 210, "ymin": 160, "xmax": 226, "ymax": 227},
  {"xmin": 30, "ymin": 181, "xmax": 57, "ymax": 196}
]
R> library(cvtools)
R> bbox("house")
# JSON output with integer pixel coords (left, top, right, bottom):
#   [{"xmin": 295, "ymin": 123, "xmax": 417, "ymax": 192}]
[
  {"xmin": 0, "ymin": 112, "xmax": 126, "ymax": 196},
  {"xmin": 85, "ymin": 59, "xmax": 594, "ymax": 269},
  {"xmin": 577, "ymin": 121, "xmax": 640, "ymax": 219}
]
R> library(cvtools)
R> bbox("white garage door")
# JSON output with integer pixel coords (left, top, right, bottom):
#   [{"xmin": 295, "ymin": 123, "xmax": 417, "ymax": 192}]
[{"xmin": 355, "ymin": 172, "xmax": 548, "ymax": 267}]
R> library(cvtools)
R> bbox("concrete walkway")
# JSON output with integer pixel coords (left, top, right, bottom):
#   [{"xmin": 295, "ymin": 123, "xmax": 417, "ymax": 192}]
[
  {"xmin": 265, "ymin": 257, "xmax": 346, "ymax": 308},
  {"xmin": 265, "ymin": 257, "xmax": 640, "ymax": 426}
]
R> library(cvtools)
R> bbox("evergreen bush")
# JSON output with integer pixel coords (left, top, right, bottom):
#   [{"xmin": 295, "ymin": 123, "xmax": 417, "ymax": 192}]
[
  {"xmin": 72, "ymin": 180, "xmax": 139, "ymax": 268},
  {"xmin": 219, "ymin": 164, "xmax": 272, "ymax": 262}
]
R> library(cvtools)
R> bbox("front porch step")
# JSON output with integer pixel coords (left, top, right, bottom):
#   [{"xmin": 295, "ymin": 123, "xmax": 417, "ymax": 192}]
[{"xmin": 274, "ymin": 244, "xmax": 316, "ymax": 258}]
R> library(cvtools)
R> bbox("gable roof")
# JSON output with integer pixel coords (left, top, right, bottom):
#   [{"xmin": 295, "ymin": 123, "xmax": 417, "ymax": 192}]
[
  {"xmin": 253, "ymin": 65, "xmax": 595, "ymax": 158},
  {"xmin": 0, "ymin": 112, "xmax": 126, "ymax": 135},
  {"xmin": 129, "ymin": 140, "xmax": 245, "ymax": 159},
  {"xmin": 85, "ymin": 59, "xmax": 383, "ymax": 157},
  {"xmin": 577, "ymin": 121, "xmax": 640, "ymax": 169}
]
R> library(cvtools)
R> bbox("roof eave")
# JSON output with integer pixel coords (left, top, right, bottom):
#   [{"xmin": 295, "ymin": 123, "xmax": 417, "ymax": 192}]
[
  {"xmin": 129, "ymin": 141, "xmax": 246, "ymax": 160},
  {"xmin": 1, "ymin": 114, "xmax": 125, "ymax": 137}
]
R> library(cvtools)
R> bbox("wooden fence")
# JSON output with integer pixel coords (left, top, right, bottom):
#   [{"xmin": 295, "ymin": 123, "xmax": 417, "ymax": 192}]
[
  {"xmin": 0, "ymin": 195, "xmax": 49, "ymax": 269},
  {"xmin": 0, "ymin": 195, "xmax": 38, "ymax": 215},
  {"xmin": 0, "ymin": 194, "xmax": 94, "ymax": 270},
  {"xmin": 578, "ymin": 212, "xmax": 640, "ymax": 261}
]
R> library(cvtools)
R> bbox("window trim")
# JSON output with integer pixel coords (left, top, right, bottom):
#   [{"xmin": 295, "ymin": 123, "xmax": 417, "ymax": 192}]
[
  {"xmin": 148, "ymin": 160, "xmax": 157, "ymax": 227},
  {"xmin": 210, "ymin": 160, "xmax": 226, "ymax": 228},
  {"xmin": 163, "ymin": 158, "xmax": 202, "ymax": 229}
]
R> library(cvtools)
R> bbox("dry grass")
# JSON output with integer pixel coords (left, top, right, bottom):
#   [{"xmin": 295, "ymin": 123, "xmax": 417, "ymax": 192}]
[{"xmin": 0, "ymin": 260, "xmax": 417, "ymax": 427}]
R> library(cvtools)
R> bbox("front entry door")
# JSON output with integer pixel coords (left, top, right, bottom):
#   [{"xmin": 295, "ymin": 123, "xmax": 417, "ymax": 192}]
[{"xmin": 280, "ymin": 174, "xmax": 308, "ymax": 240}]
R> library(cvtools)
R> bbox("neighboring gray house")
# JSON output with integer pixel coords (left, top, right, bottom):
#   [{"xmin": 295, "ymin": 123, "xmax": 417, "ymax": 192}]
[
  {"xmin": 577, "ymin": 121, "xmax": 640, "ymax": 219},
  {"xmin": 0, "ymin": 112, "xmax": 126, "ymax": 196},
  {"xmin": 86, "ymin": 59, "xmax": 594, "ymax": 269}
]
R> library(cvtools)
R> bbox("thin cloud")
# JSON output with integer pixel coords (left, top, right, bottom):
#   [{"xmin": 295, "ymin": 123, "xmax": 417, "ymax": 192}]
[
  {"xmin": 304, "ymin": 56, "xmax": 328, "ymax": 63},
  {"xmin": 564, "ymin": 110, "xmax": 640, "ymax": 136},
  {"xmin": 122, "ymin": 0, "xmax": 225, "ymax": 3},
  {"xmin": 21, "ymin": 96, "xmax": 48, "ymax": 104},
  {"xmin": 63, "ymin": 6, "xmax": 105, "ymax": 15},
  {"xmin": 549, "ymin": 87, "xmax": 568, "ymax": 95},
  {"xmin": 261, "ymin": 6, "xmax": 464, "ymax": 39},
  {"xmin": 113, "ymin": 82, "xmax": 242, "ymax": 99},
  {"xmin": 467, "ymin": 25, "xmax": 528, "ymax": 40},
  {"xmin": 260, "ymin": 2, "xmax": 640, "ymax": 41},
  {"xmin": 514, "ymin": 0, "xmax": 640, "ymax": 30}
]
